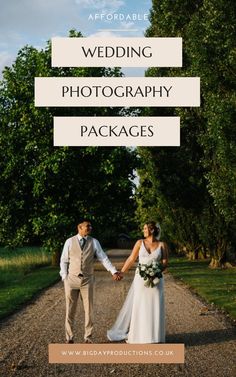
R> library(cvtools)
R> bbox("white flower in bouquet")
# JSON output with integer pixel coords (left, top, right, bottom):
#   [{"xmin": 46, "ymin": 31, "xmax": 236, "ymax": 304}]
[
  {"xmin": 138, "ymin": 260, "xmax": 164, "ymax": 288},
  {"xmin": 153, "ymin": 277, "xmax": 160, "ymax": 285}
]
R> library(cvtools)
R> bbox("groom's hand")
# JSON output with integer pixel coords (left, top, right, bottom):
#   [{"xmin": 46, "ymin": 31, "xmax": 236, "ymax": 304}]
[
  {"xmin": 112, "ymin": 272, "xmax": 123, "ymax": 281},
  {"xmin": 117, "ymin": 272, "xmax": 123, "ymax": 280}
]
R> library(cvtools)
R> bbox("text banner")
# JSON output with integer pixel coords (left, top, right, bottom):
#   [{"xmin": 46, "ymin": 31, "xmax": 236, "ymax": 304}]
[
  {"xmin": 35, "ymin": 77, "xmax": 200, "ymax": 107},
  {"xmin": 53, "ymin": 116, "xmax": 180, "ymax": 146},
  {"xmin": 52, "ymin": 37, "xmax": 182, "ymax": 67},
  {"xmin": 49, "ymin": 343, "xmax": 185, "ymax": 364}
]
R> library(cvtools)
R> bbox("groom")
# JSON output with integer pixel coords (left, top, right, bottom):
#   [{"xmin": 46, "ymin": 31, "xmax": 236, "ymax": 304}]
[{"xmin": 60, "ymin": 218, "xmax": 122, "ymax": 344}]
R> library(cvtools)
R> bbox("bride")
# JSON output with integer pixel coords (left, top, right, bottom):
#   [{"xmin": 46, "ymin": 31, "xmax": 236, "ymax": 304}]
[{"xmin": 107, "ymin": 221, "xmax": 168, "ymax": 344}]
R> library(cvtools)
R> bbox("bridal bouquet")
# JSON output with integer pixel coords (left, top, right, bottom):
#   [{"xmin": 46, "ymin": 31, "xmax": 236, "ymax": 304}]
[{"xmin": 138, "ymin": 260, "xmax": 164, "ymax": 288}]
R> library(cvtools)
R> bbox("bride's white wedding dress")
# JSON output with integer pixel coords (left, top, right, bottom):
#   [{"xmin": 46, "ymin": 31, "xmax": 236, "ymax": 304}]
[{"xmin": 107, "ymin": 241, "xmax": 165, "ymax": 343}]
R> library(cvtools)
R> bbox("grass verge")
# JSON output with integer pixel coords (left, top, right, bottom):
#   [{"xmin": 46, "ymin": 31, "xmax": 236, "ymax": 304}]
[
  {"xmin": 0, "ymin": 266, "xmax": 59, "ymax": 320},
  {"xmin": 168, "ymin": 256, "xmax": 236, "ymax": 320},
  {"xmin": 0, "ymin": 247, "xmax": 60, "ymax": 320}
]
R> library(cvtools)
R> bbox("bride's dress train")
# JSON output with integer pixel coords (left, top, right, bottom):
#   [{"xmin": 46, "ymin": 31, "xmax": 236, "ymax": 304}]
[{"xmin": 107, "ymin": 241, "xmax": 165, "ymax": 343}]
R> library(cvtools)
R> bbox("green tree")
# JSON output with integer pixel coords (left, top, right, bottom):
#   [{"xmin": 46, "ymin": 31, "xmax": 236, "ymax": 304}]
[
  {"xmin": 0, "ymin": 31, "xmax": 137, "ymax": 263},
  {"xmin": 137, "ymin": 0, "xmax": 236, "ymax": 266},
  {"xmin": 186, "ymin": 0, "xmax": 236, "ymax": 266}
]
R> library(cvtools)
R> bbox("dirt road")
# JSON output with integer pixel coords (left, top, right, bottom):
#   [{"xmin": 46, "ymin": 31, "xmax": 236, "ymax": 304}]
[{"xmin": 0, "ymin": 251, "xmax": 235, "ymax": 377}]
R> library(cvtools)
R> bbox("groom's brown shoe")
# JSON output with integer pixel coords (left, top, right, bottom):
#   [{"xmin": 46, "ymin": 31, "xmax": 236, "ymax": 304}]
[{"xmin": 66, "ymin": 339, "xmax": 74, "ymax": 344}]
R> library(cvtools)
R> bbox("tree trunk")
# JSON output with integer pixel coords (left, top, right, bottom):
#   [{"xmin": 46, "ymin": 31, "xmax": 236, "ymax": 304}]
[
  {"xmin": 51, "ymin": 250, "xmax": 61, "ymax": 266},
  {"xmin": 187, "ymin": 244, "xmax": 202, "ymax": 260},
  {"xmin": 203, "ymin": 249, "xmax": 207, "ymax": 259},
  {"xmin": 199, "ymin": 248, "xmax": 208, "ymax": 259},
  {"xmin": 209, "ymin": 253, "xmax": 230, "ymax": 268},
  {"xmin": 209, "ymin": 242, "xmax": 228, "ymax": 268},
  {"xmin": 209, "ymin": 257, "xmax": 222, "ymax": 268},
  {"xmin": 187, "ymin": 250, "xmax": 199, "ymax": 260}
]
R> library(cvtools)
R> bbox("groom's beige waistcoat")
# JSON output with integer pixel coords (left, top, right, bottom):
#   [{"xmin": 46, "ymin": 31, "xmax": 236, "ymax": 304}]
[{"xmin": 68, "ymin": 235, "xmax": 94, "ymax": 277}]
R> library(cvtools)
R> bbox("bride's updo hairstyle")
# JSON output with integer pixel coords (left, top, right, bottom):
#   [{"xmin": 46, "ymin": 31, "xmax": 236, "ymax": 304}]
[{"xmin": 146, "ymin": 221, "xmax": 161, "ymax": 240}]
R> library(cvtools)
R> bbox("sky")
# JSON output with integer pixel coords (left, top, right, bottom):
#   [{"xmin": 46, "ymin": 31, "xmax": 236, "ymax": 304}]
[{"xmin": 0, "ymin": 0, "xmax": 152, "ymax": 78}]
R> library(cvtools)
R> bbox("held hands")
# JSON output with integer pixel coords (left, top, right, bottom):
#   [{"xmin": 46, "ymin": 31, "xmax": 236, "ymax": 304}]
[{"xmin": 112, "ymin": 271, "xmax": 123, "ymax": 281}]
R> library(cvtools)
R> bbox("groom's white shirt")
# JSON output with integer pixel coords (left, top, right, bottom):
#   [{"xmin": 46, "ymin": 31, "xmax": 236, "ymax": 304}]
[{"xmin": 60, "ymin": 234, "xmax": 117, "ymax": 280}]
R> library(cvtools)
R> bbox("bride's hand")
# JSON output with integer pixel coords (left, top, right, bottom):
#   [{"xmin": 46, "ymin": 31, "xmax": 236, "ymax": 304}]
[{"xmin": 112, "ymin": 272, "xmax": 123, "ymax": 281}]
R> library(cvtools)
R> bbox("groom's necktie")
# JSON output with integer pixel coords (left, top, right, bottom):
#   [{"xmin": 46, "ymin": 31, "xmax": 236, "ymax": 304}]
[{"xmin": 80, "ymin": 237, "xmax": 86, "ymax": 250}]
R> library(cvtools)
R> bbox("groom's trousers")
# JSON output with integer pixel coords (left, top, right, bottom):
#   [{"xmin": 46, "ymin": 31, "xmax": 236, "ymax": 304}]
[{"xmin": 64, "ymin": 275, "xmax": 94, "ymax": 341}]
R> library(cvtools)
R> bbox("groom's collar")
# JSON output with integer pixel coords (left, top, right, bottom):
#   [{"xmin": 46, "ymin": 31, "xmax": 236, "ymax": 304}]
[{"xmin": 77, "ymin": 234, "xmax": 88, "ymax": 241}]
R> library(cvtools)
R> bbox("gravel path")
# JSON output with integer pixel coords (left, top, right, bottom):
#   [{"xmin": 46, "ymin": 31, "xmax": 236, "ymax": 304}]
[{"xmin": 0, "ymin": 254, "xmax": 236, "ymax": 377}]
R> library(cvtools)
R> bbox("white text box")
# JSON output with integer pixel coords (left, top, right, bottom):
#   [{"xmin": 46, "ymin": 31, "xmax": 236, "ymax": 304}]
[
  {"xmin": 52, "ymin": 37, "xmax": 182, "ymax": 67},
  {"xmin": 53, "ymin": 117, "xmax": 180, "ymax": 147},
  {"xmin": 35, "ymin": 77, "xmax": 200, "ymax": 107}
]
